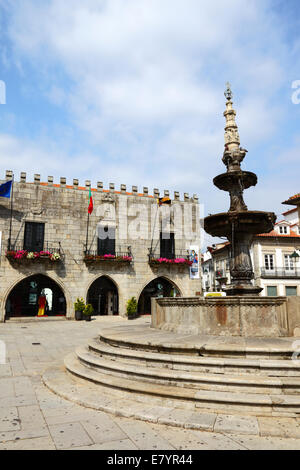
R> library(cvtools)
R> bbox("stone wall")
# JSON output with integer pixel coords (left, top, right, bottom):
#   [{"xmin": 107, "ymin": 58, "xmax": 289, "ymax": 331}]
[{"xmin": 0, "ymin": 171, "xmax": 202, "ymax": 321}]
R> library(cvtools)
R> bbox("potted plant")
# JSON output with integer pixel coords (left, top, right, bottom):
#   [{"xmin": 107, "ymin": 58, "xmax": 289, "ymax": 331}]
[
  {"xmin": 83, "ymin": 303, "xmax": 94, "ymax": 321},
  {"xmin": 74, "ymin": 297, "xmax": 85, "ymax": 321},
  {"xmin": 126, "ymin": 297, "xmax": 138, "ymax": 320}
]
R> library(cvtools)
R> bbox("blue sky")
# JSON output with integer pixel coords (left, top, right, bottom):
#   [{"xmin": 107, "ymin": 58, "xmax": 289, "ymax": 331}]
[{"xmin": 0, "ymin": 0, "xmax": 300, "ymax": 248}]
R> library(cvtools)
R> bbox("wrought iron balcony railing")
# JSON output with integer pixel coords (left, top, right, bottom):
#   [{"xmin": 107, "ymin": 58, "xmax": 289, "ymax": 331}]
[
  {"xmin": 6, "ymin": 241, "xmax": 63, "ymax": 262},
  {"xmin": 260, "ymin": 268, "xmax": 300, "ymax": 279},
  {"xmin": 215, "ymin": 269, "xmax": 227, "ymax": 279},
  {"xmin": 84, "ymin": 246, "xmax": 133, "ymax": 263}
]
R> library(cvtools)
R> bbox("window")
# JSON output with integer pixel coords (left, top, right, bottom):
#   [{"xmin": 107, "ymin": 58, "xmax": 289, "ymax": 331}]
[
  {"xmin": 267, "ymin": 286, "xmax": 277, "ymax": 297},
  {"xmin": 160, "ymin": 232, "xmax": 175, "ymax": 259},
  {"xmin": 264, "ymin": 254, "xmax": 274, "ymax": 271},
  {"xmin": 279, "ymin": 226, "xmax": 288, "ymax": 234},
  {"xmin": 284, "ymin": 255, "xmax": 294, "ymax": 271},
  {"xmin": 24, "ymin": 222, "xmax": 45, "ymax": 252},
  {"xmin": 285, "ymin": 286, "xmax": 297, "ymax": 296},
  {"xmin": 97, "ymin": 226, "xmax": 116, "ymax": 255}
]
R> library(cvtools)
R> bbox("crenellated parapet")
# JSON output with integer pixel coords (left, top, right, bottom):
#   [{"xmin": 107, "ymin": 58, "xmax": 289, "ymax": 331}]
[{"xmin": 3, "ymin": 170, "xmax": 198, "ymax": 204}]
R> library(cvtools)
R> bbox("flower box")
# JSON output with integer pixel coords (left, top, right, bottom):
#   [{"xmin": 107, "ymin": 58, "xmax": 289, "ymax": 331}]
[
  {"xmin": 149, "ymin": 257, "xmax": 193, "ymax": 267},
  {"xmin": 84, "ymin": 254, "xmax": 132, "ymax": 263},
  {"xmin": 6, "ymin": 250, "xmax": 61, "ymax": 262}
]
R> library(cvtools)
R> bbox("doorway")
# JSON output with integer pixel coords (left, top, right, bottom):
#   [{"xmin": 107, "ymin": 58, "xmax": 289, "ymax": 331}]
[
  {"xmin": 87, "ymin": 276, "xmax": 118, "ymax": 315},
  {"xmin": 5, "ymin": 274, "xmax": 66, "ymax": 319}
]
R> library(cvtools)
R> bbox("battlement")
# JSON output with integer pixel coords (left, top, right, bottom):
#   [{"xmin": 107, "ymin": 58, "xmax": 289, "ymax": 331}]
[{"xmin": 4, "ymin": 170, "xmax": 199, "ymax": 203}]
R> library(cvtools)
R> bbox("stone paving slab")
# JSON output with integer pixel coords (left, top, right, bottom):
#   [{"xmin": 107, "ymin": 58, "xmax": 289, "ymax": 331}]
[
  {"xmin": 48, "ymin": 422, "xmax": 94, "ymax": 449},
  {"xmin": 0, "ymin": 436, "xmax": 56, "ymax": 450}
]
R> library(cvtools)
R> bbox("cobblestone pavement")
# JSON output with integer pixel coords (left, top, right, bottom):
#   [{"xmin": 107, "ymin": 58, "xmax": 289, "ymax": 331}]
[{"xmin": 1, "ymin": 317, "xmax": 300, "ymax": 450}]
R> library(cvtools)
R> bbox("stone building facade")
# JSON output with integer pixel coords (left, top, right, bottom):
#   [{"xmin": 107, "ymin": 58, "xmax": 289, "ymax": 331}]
[
  {"xmin": 202, "ymin": 216, "xmax": 300, "ymax": 296},
  {"xmin": 0, "ymin": 171, "xmax": 201, "ymax": 322}
]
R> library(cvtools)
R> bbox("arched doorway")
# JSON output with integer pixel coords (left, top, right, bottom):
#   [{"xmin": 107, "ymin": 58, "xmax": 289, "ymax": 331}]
[
  {"xmin": 138, "ymin": 277, "xmax": 181, "ymax": 315},
  {"xmin": 87, "ymin": 276, "xmax": 118, "ymax": 316},
  {"xmin": 5, "ymin": 274, "xmax": 66, "ymax": 319}
]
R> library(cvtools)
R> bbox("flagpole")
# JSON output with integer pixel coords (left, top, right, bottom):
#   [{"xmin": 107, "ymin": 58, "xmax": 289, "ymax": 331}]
[
  {"xmin": 8, "ymin": 174, "xmax": 14, "ymax": 251},
  {"xmin": 150, "ymin": 201, "xmax": 159, "ymax": 257},
  {"xmin": 85, "ymin": 213, "xmax": 90, "ymax": 254}
]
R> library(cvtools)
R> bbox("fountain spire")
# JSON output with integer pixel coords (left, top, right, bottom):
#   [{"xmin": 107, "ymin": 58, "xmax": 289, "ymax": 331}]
[
  {"xmin": 224, "ymin": 82, "xmax": 240, "ymax": 152},
  {"xmin": 222, "ymin": 84, "xmax": 247, "ymax": 173},
  {"xmin": 204, "ymin": 84, "xmax": 276, "ymax": 296}
]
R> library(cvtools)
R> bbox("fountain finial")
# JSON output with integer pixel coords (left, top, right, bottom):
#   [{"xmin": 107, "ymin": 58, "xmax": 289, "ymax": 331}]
[{"xmin": 224, "ymin": 82, "xmax": 233, "ymax": 101}]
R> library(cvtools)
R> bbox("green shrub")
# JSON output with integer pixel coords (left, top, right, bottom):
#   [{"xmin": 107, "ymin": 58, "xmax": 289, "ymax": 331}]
[
  {"xmin": 74, "ymin": 297, "xmax": 85, "ymax": 312},
  {"xmin": 126, "ymin": 297, "xmax": 137, "ymax": 317},
  {"xmin": 83, "ymin": 303, "xmax": 94, "ymax": 316}
]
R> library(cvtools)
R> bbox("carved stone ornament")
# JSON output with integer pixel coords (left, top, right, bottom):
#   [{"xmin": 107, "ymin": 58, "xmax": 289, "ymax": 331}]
[
  {"xmin": 102, "ymin": 193, "xmax": 115, "ymax": 204},
  {"xmin": 30, "ymin": 203, "xmax": 44, "ymax": 215}
]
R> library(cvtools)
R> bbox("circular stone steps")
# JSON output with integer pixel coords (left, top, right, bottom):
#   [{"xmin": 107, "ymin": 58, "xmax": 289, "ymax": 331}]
[
  {"xmin": 43, "ymin": 321, "xmax": 300, "ymax": 422},
  {"xmin": 64, "ymin": 352, "xmax": 300, "ymax": 416},
  {"xmin": 88, "ymin": 338, "xmax": 300, "ymax": 377},
  {"xmin": 99, "ymin": 331, "xmax": 299, "ymax": 359},
  {"xmin": 76, "ymin": 346, "xmax": 300, "ymax": 395}
]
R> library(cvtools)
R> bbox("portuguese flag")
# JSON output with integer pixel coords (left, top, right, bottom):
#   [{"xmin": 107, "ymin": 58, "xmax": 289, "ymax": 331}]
[{"xmin": 88, "ymin": 187, "xmax": 93, "ymax": 214}]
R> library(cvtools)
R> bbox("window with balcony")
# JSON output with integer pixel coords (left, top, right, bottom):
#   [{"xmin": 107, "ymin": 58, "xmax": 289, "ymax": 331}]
[
  {"xmin": 24, "ymin": 222, "xmax": 45, "ymax": 252},
  {"xmin": 264, "ymin": 254, "xmax": 274, "ymax": 271},
  {"xmin": 160, "ymin": 232, "xmax": 175, "ymax": 259},
  {"xmin": 97, "ymin": 226, "xmax": 116, "ymax": 255},
  {"xmin": 284, "ymin": 254, "xmax": 295, "ymax": 271}
]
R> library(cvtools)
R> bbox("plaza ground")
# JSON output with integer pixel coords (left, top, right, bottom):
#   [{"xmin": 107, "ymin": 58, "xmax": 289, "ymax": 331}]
[{"xmin": 1, "ymin": 316, "xmax": 300, "ymax": 450}]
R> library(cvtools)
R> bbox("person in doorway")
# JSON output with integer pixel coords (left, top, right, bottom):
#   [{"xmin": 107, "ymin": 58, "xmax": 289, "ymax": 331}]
[{"xmin": 37, "ymin": 290, "xmax": 47, "ymax": 317}]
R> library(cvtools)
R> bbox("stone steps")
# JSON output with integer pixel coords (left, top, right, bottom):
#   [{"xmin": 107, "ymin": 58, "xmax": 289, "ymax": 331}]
[
  {"xmin": 65, "ymin": 352, "xmax": 300, "ymax": 416},
  {"xmin": 88, "ymin": 338, "xmax": 300, "ymax": 377},
  {"xmin": 99, "ymin": 332, "xmax": 298, "ymax": 359},
  {"xmin": 77, "ymin": 346, "xmax": 300, "ymax": 395}
]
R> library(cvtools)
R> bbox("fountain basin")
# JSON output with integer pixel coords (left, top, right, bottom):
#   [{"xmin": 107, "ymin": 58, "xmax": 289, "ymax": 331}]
[
  {"xmin": 204, "ymin": 210, "xmax": 276, "ymax": 238},
  {"xmin": 152, "ymin": 296, "xmax": 300, "ymax": 337},
  {"xmin": 213, "ymin": 170, "xmax": 257, "ymax": 192}
]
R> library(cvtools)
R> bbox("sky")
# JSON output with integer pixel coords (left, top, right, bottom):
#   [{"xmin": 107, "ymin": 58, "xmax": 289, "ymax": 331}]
[{"xmin": 0, "ymin": 0, "xmax": 300, "ymax": 249}]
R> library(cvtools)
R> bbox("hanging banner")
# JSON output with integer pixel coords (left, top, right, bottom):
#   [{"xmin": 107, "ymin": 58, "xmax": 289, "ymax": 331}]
[{"xmin": 189, "ymin": 245, "xmax": 199, "ymax": 279}]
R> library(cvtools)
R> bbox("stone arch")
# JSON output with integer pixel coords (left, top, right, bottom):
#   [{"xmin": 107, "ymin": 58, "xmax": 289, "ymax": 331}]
[
  {"xmin": 137, "ymin": 276, "xmax": 182, "ymax": 315},
  {"xmin": 4, "ymin": 273, "xmax": 71, "ymax": 320},
  {"xmin": 86, "ymin": 275, "xmax": 119, "ymax": 316}
]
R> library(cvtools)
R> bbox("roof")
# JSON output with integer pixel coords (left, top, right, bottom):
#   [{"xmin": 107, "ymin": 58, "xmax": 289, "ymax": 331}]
[
  {"xmin": 256, "ymin": 229, "xmax": 300, "ymax": 238},
  {"xmin": 38, "ymin": 182, "xmax": 155, "ymax": 198},
  {"xmin": 282, "ymin": 193, "xmax": 300, "ymax": 206},
  {"xmin": 209, "ymin": 241, "xmax": 231, "ymax": 254},
  {"xmin": 282, "ymin": 207, "xmax": 298, "ymax": 216},
  {"xmin": 275, "ymin": 220, "xmax": 291, "ymax": 225}
]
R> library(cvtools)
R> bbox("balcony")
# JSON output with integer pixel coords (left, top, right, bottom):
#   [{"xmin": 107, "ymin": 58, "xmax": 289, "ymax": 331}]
[
  {"xmin": 6, "ymin": 242, "xmax": 63, "ymax": 263},
  {"xmin": 148, "ymin": 250, "xmax": 192, "ymax": 267},
  {"xmin": 215, "ymin": 269, "xmax": 227, "ymax": 279},
  {"xmin": 260, "ymin": 268, "xmax": 300, "ymax": 279},
  {"xmin": 84, "ymin": 246, "xmax": 133, "ymax": 264}
]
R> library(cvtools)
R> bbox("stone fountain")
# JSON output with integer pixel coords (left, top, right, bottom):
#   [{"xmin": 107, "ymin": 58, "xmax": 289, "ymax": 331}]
[
  {"xmin": 151, "ymin": 85, "xmax": 300, "ymax": 337},
  {"xmin": 204, "ymin": 83, "xmax": 276, "ymax": 295}
]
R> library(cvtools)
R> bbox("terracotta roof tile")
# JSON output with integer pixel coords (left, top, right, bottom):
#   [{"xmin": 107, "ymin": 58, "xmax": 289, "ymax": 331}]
[{"xmin": 256, "ymin": 229, "xmax": 300, "ymax": 238}]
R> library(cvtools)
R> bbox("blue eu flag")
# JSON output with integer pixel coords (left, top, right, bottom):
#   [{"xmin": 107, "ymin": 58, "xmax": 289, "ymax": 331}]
[{"xmin": 0, "ymin": 180, "xmax": 12, "ymax": 198}]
